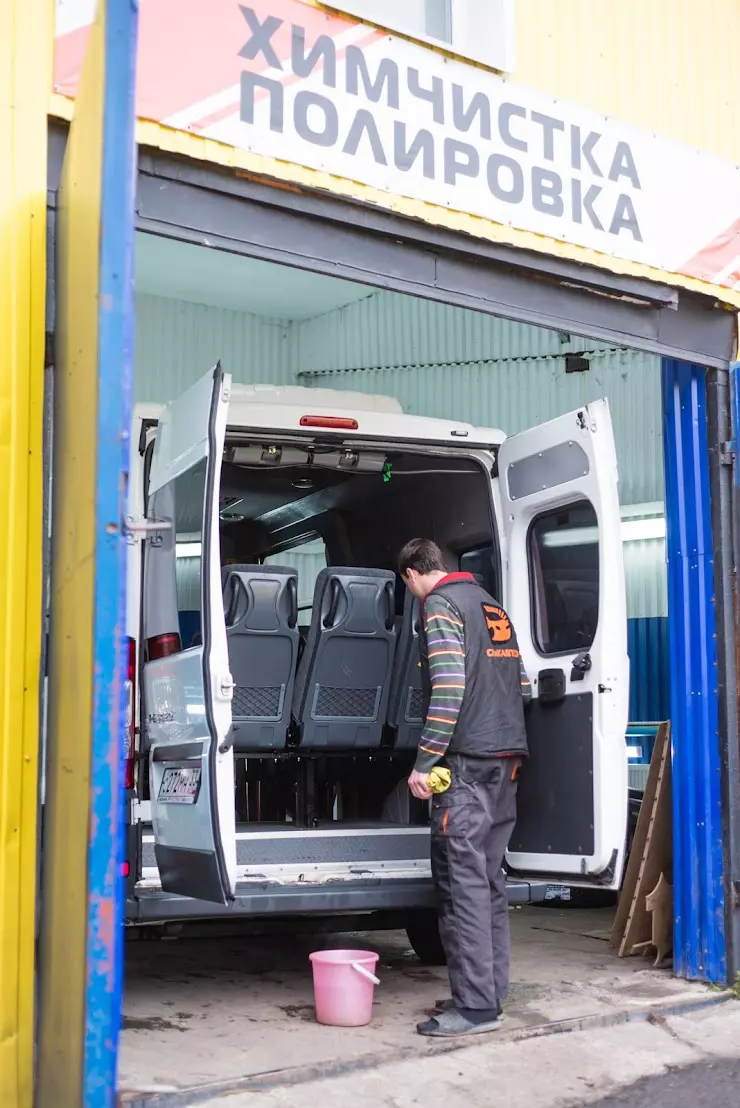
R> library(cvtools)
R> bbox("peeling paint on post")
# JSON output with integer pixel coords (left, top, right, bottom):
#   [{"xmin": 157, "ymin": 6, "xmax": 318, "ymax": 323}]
[{"xmin": 36, "ymin": 1, "xmax": 138, "ymax": 1104}]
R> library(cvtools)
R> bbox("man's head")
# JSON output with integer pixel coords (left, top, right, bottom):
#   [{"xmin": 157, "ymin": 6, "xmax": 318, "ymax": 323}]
[{"xmin": 398, "ymin": 538, "xmax": 448, "ymax": 599}]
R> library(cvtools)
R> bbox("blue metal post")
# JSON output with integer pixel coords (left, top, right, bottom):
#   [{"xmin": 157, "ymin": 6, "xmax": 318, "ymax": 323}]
[
  {"xmin": 84, "ymin": 1, "xmax": 138, "ymax": 1101},
  {"xmin": 662, "ymin": 359, "xmax": 726, "ymax": 982}
]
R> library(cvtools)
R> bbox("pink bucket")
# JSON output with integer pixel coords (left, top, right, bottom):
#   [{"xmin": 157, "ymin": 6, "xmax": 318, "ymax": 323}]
[{"xmin": 309, "ymin": 948, "xmax": 380, "ymax": 1027}]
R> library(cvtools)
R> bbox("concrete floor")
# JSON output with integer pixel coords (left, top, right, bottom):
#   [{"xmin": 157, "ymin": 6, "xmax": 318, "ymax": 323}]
[
  {"xmin": 117, "ymin": 906, "xmax": 715, "ymax": 1101},
  {"xmin": 206, "ymin": 1003, "xmax": 740, "ymax": 1108}
]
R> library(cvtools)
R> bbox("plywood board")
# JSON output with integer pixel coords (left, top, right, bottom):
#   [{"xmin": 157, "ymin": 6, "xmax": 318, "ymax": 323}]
[{"xmin": 610, "ymin": 722, "xmax": 672, "ymax": 955}]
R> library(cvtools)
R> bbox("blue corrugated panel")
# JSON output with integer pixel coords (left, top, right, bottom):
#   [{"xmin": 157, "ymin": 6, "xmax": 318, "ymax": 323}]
[
  {"xmin": 662, "ymin": 359, "xmax": 725, "ymax": 983},
  {"xmin": 627, "ymin": 617, "xmax": 670, "ymax": 722}
]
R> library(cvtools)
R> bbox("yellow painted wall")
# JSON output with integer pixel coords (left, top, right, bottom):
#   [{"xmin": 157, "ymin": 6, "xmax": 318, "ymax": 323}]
[
  {"xmin": 0, "ymin": 1, "xmax": 52, "ymax": 1105},
  {"xmin": 514, "ymin": 0, "xmax": 740, "ymax": 163}
]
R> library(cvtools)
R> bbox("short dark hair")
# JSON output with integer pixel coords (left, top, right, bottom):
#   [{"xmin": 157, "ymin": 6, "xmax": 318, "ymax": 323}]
[{"xmin": 398, "ymin": 538, "xmax": 447, "ymax": 576}]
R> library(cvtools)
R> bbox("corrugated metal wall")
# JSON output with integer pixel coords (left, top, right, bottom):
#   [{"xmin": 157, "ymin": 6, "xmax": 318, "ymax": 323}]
[
  {"xmin": 134, "ymin": 294, "xmax": 293, "ymax": 402},
  {"xmin": 138, "ymin": 288, "xmax": 667, "ymax": 617},
  {"xmin": 663, "ymin": 359, "xmax": 724, "ymax": 983},
  {"xmin": 296, "ymin": 291, "xmax": 664, "ymax": 506},
  {"xmin": 138, "ymin": 287, "xmax": 668, "ymax": 712},
  {"xmin": 623, "ymin": 540, "xmax": 668, "ymax": 620}
]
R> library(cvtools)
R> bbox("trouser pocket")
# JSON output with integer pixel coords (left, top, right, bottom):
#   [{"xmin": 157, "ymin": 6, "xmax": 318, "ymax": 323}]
[{"xmin": 431, "ymin": 779, "xmax": 476, "ymax": 839}]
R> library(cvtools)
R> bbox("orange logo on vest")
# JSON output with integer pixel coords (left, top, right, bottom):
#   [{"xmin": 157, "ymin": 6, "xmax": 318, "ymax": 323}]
[{"xmin": 481, "ymin": 603, "xmax": 513, "ymax": 645}]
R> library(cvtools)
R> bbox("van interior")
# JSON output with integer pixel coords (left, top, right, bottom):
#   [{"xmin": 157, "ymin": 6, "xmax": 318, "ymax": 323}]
[{"xmin": 141, "ymin": 436, "xmax": 504, "ymax": 836}]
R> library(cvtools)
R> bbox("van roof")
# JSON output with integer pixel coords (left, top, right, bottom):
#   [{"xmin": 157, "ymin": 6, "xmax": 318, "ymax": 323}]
[{"xmin": 133, "ymin": 382, "xmax": 506, "ymax": 447}]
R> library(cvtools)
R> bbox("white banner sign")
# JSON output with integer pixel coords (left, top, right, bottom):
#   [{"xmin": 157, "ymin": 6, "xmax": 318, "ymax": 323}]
[{"xmin": 54, "ymin": 0, "xmax": 740, "ymax": 290}]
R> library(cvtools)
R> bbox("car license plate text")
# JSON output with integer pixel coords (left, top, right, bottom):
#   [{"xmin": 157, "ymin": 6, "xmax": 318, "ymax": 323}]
[{"xmin": 158, "ymin": 766, "xmax": 201, "ymax": 804}]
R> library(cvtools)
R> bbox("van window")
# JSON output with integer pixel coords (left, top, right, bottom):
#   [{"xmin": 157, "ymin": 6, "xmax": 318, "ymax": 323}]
[
  {"xmin": 529, "ymin": 501, "xmax": 599, "ymax": 656},
  {"xmin": 144, "ymin": 460, "xmax": 207, "ymax": 654},
  {"xmin": 264, "ymin": 538, "xmax": 327, "ymax": 620},
  {"xmin": 460, "ymin": 545, "xmax": 501, "ymax": 599}
]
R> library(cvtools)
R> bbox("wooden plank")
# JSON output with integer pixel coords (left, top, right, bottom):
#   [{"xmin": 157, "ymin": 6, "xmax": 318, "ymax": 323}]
[
  {"xmin": 617, "ymin": 723, "xmax": 673, "ymax": 957},
  {"xmin": 610, "ymin": 722, "xmax": 669, "ymax": 950}
]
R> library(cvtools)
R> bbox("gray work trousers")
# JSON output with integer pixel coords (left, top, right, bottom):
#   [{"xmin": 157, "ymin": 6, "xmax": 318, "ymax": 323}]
[{"xmin": 430, "ymin": 753, "xmax": 520, "ymax": 1011}]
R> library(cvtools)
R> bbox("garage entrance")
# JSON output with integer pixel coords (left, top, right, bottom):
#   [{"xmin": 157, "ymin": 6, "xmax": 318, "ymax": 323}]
[{"xmin": 43, "ymin": 126, "xmax": 739, "ymax": 1101}]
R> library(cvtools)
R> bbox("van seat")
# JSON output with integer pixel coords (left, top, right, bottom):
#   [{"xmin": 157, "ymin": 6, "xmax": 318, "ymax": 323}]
[
  {"xmin": 293, "ymin": 567, "xmax": 396, "ymax": 750},
  {"xmin": 387, "ymin": 590, "xmax": 426, "ymax": 750},
  {"xmin": 223, "ymin": 564, "xmax": 299, "ymax": 752}
]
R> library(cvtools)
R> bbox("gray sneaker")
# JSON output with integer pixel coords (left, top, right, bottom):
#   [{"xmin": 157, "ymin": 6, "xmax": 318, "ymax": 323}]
[{"xmin": 417, "ymin": 1009, "xmax": 503, "ymax": 1038}]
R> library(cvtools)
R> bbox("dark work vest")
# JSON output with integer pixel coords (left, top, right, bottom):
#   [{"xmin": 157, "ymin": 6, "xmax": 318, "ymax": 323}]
[{"xmin": 419, "ymin": 574, "xmax": 529, "ymax": 759}]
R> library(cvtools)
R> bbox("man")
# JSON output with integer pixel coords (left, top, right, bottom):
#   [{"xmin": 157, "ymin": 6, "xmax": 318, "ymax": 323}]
[{"xmin": 398, "ymin": 538, "xmax": 529, "ymax": 1039}]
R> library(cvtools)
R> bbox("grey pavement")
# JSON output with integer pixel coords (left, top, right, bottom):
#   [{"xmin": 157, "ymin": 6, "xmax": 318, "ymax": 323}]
[
  {"xmin": 582, "ymin": 1056, "xmax": 740, "ymax": 1107},
  {"xmin": 205, "ymin": 1002, "xmax": 740, "ymax": 1108}
]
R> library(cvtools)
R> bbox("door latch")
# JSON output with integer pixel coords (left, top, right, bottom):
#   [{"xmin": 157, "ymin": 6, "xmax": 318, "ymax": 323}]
[
  {"xmin": 219, "ymin": 674, "xmax": 235, "ymax": 700},
  {"xmin": 570, "ymin": 652, "xmax": 592, "ymax": 682}
]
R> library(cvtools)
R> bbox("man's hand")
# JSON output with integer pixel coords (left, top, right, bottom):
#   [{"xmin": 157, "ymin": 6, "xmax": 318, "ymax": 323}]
[{"xmin": 408, "ymin": 769, "xmax": 432, "ymax": 800}]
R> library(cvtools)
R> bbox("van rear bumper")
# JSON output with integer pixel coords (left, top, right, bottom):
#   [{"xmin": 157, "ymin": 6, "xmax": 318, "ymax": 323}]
[{"xmin": 126, "ymin": 876, "xmax": 548, "ymax": 923}]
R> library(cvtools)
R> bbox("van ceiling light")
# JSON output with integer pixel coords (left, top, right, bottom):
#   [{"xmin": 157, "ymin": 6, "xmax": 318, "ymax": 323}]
[
  {"xmin": 231, "ymin": 445, "xmax": 310, "ymax": 467},
  {"xmin": 300, "ymin": 415, "xmax": 359, "ymax": 430},
  {"xmin": 312, "ymin": 449, "xmax": 386, "ymax": 473}
]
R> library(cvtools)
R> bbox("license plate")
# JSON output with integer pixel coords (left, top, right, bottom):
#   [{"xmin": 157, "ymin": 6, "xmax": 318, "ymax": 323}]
[
  {"xmin": 545, "ymin": 884, "xmax": 571, "ymax": 901},
  {"xmin": 158, "ymin": 766, "xmax": 201, "ymax": 804}
]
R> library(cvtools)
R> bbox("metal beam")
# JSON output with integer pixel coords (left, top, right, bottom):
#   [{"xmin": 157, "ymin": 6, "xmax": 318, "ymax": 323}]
[
  {"xmin": 133, "ymin": 156, "xmax": 734, "ymax": 369},
  {"xmin": 45, "ymin": 122, "xmax": 736, "ymax": 367}
]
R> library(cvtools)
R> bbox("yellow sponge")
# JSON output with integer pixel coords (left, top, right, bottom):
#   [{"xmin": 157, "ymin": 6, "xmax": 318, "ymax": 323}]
[{"xmin": 428, "ymin": 767, "xmax": 451, "ymax": 794}]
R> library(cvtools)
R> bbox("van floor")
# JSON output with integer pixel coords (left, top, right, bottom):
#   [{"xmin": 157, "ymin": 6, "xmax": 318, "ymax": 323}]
[
  {"xmin": 140, "ymin": 822, "xmax": 430, "ymax": 874},
  {"xmin": 118, "ymin": 907, "xmax": 713, "ymax": 1098}
]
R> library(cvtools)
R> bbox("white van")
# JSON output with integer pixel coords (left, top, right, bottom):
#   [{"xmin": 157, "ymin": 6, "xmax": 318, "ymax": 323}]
[{"xmin": 124, "ymin": 365, "xmax": 629, "ymax": 953}]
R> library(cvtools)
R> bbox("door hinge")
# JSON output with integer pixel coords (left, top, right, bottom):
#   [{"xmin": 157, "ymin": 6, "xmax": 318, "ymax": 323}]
[
  {"xmin": 720, "ymin": 441, "xmax": 736, "ymax": 465},
  {"xmin": 131, "ymin": 798, "xmax": 151, "ymax": 823},
  {"xmin": 123, "ymin": 516, "xmax": 173, "ymax": 545}
]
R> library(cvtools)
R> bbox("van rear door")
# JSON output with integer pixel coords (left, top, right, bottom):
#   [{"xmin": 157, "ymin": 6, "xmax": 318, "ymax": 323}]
[
  {"xmin": 499, "ymin": 400, "xmax": 629, "ymax": 890},
  {"xmin": 144, "ymin": 365, "xmax": 236, "ymax": 904}
]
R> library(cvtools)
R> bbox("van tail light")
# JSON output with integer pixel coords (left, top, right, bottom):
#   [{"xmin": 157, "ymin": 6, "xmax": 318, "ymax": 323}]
[
  {"xmin": 300, "ymin": 415, "xmax": 359, "ymax": 430},
  {"xmin": 124, "ymin": 637, "xmax": 136, "ymax": 790},
  {"xmin": 147, "ymin": 632, "xmax": 181, "ymax": 661}
]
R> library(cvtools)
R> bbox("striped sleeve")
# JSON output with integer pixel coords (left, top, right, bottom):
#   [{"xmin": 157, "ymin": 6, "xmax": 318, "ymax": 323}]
[{"xmin": 415, "ymin": 595, "xmax": 466, "ymax": 774}]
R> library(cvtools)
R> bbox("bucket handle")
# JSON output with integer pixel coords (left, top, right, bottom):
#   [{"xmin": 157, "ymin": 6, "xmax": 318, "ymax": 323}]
[{"xmin": 351, "ymin": 962, "xmax": 380, "ymax": 986}]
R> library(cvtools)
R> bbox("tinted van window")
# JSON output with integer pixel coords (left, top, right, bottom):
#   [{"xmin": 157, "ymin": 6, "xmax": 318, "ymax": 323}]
[{"xmin": 529, "ymin": 501, "xmax": 599, "ymax": 655}]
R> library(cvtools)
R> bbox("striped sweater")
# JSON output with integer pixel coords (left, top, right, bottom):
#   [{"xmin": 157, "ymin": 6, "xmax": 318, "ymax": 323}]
[{"xmin": 415, "ymin": 594, "xmax": 467, "ymax": 774}]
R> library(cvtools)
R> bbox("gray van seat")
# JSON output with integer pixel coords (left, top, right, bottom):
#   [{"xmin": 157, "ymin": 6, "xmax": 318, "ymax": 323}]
[
  {"xmin": 387, "ymin": 591, "xmax": 426, "ymax": 750},
  {"xmin": 293, "ymin": 567, "xmax": 396, "ymax": 749},
  {"xmin": 223, "ymin": 564, "xmax": 299, "ymax": 752}
]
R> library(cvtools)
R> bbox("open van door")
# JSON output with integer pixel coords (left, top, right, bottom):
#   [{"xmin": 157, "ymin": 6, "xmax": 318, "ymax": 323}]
[
  {"xmin": 500, "ymin": 400, "xmax": 629, "ymax": 890},
  {"xmin": 144, "ymin": 365, "xmax": 236, "ymax": 904}
]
